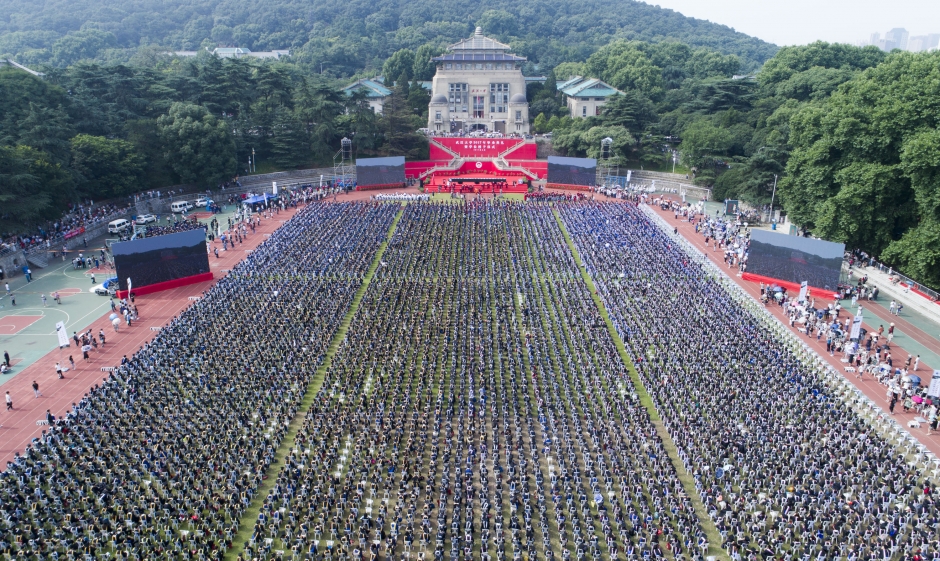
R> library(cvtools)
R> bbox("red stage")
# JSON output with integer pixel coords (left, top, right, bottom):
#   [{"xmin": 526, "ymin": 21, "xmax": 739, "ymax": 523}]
[
  {"xmin": 404, "ymin": 137, "xmax": 545, "ymax": 187},
  {"xmin": 425, "ymin": 174, "xmax": 528, "ymax": 194},
  {"xmin": 116, "ymin": 272, "xmax": 214, "ymax": 299}
]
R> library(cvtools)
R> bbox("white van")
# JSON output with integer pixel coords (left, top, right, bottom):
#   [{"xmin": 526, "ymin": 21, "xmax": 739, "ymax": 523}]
[
  {"xmin": 108, "ymin": 219, "xmax": 131, "ymax": 234},
  {"xmin": 170, "ymin": 201, "xmax": 194, "ymax": 214}
]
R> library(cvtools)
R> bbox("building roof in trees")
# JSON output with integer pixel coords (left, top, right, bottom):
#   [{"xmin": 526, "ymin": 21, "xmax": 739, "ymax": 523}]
[
  {"xmin": 342, "ymin": 79, "xmax": 393, "ymax": 99},
  {"xmin": 557, "ymin": 76, "xmax": 622, "ymax": 98}
]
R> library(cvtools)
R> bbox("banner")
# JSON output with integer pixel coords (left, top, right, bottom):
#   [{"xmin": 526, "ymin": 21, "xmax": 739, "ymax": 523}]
[
  {"xmin": 849, "ymin": 313, "xmax": 863, "ymax": 340},
  {"xmin": 272, "ymin": 181, "xmax": 278, "ymax": 195},
  {"xmin": 798, "ymin": 281, "xmax": 808, "ymax": 302},
  {"xmin": 928, "ymin": 370, "xmax": 940, "ymax": 399},
  {"xmin": 55, "ymin": 321, "xmax": 69, "ymax": 348}
]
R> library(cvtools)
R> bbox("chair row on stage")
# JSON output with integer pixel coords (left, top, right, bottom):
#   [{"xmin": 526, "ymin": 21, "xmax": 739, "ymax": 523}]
[{"xmin": 426, "ymin": 181, "xmax": 529, "ymax": 194}]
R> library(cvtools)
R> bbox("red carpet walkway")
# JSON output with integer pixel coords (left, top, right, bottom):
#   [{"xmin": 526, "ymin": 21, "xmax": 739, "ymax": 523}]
[
  {"xmin": 0, "ymin": 205, "xmax": 302, "ymax": 468},
  {"xmin": 648, "ymin": 202, "xmax": 940, "ymax": 459}
]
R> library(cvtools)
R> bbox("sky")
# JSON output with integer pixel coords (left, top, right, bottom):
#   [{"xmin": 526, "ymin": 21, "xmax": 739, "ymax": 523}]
[{"xmin": 643, "ymin": 0, "xmax": 937, "ymax": 46}]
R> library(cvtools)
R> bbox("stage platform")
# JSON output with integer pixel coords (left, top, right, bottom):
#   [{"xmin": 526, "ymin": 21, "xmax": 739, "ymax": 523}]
[{"xmin": 424, "ymin": 173, "xmax": 529, "ymax": 194}]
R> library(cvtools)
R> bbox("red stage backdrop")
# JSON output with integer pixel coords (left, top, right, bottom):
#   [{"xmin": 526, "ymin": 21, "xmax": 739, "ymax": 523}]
[{"xmin": 432, "ymin": 137, "xmax": 525, "ymax": 158}]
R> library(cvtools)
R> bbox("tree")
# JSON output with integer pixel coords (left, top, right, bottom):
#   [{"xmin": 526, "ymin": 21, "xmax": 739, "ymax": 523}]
[
  {"xmin": 899, "ymin": 129, "xmax": 940, "ymax": 223},
  {"xmin": 296, "ymin": 78, "xmax": 344, "ymax": 163},
  {"xmin": 551, "ymin": 63, "xmax": 584, "ymax": 82},
  {"xmin": 532, "ymin": 113, "xmax": 549, "ymax": 133},
  {"xmin": 407, "ymin": 80, "xmax": 430, "ymax": 118},
  {"xmin": 70, "ymin": 134, "xmax": 145, "ymax": 198},
  {"xmin": 157, "ymin": 102, "xmax": 236, "ymax": 186},
  {"xmin": 17, "ymin": 103, "xmax": 74, "ymax": 165},
  {"xmin": 412, "ymin": 45, "xmax": 442, "ymax": 81},
  {"xmin": 0, "ymin": 145, "xmax": 74, "ymax": 231},
  {"xmin": 781, "ymin": 51, "xmax": 940, "ymax": 283},
  {"xmin": 382, "ymin": 50, "xmax": 416, "ymax": 83},
  {"xmin": 476, "ymin": 10, "xmax": 517, "ymax": 37},
  {"xmin": 758, "ymin": 41, "xmax": 885, "ymax": 91},
  {"xmin": 881, "ymin": 219, "xmax": 940, "ymax": 290},
  {"xmin": 679, "ymin": 119, "xmax": 733, "ymax": 171},
  {"xmin": 51, "ymin": 29, "xmax": 117, "ymax": 67},
  {"xmin": 599, "ymin": 92, "xmax": 655, "ymax": 138},
  {"xmin": 380, "ymin": 72, "xmax": 426, "ymax": 159},
  {"xmin": 339, "ymin": 89, "xmax": 381, "ymax": 152},
  {"xmin": 585, "ymin": 41, "xmax": 664, "ymax": 100}
]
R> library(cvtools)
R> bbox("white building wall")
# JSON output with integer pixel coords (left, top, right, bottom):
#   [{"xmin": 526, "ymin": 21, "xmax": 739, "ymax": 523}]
[
  {"xmin": 567, "ymin": 97, "xmax": 607, "ymax": 118},
  {"xmin": 427, "ymin": 66, "xmax": 529, "ymax": 133}
]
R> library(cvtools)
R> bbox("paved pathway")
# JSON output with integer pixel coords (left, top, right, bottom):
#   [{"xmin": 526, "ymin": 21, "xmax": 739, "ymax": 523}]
[
  {"xmin": 648, "ymin": 202, "xmax": 940, "ymax": 460},
  {"xmin": 0, "ymin": 205, "xmax": 302, "ymax": 468}
]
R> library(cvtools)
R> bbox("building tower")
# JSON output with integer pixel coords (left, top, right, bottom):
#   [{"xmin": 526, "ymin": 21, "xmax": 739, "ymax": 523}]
[{"xmin": 426, "ymin": 27, "xmax": 530, "ymax": 135}]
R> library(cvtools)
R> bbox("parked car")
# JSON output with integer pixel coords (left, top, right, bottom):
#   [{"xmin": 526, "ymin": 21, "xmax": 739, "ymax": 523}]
[
  {"xmin": 108, "ymin": 219, "xmax": 131, "ymax": 233},
  {"xmin": 135, "ymin": 214, "xmax": 156, "ymax": 225},
  {"xmin": 194, "ymin": 197, "xmax": 209, "ymax": 207},
  {"xmin": 170, "ymin": 201, "xmax": 194, "ymax": 213}
]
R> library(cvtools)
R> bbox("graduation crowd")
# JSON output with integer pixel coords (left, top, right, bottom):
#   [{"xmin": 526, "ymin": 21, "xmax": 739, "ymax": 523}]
[
  {"xmin": 559, "ymin": 201, "xmax": 939, "ymax": 561},
  {"xmin": 0, "ymin": 202, "xmax": 399, "ymax": 560},
  {"xmin": 2, "ymin": 197, "xmax": 932, "ymax": 561},
  {"xmin": 241, "ymin": 201, "xmax": 709, "ymax": 561}
]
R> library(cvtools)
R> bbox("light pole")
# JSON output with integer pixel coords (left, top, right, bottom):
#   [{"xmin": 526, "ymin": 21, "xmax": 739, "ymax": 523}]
[
  {"xmin": 672, "ymin": 151, "xmax": 678, "ymax": 174},
  {"xmin": 252, "ymin": 148, "xmax": 256, "ymax": 173},
  {"xmin": 769, "ymin": 173, "xmax": 778, "ymax": 225}
]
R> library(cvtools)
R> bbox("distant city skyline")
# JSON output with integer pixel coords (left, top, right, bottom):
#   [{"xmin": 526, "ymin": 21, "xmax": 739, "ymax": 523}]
[
  {"xmin": 863, "ymin": 28, "xmax": 940, "ymax": 52},
  {"xmin": 642, "ymin": 0, "xmax": 936, "ymax": 47}
]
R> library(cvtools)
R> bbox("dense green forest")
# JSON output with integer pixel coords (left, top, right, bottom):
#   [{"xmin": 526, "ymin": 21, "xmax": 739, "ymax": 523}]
[
  {"xmin": 0, "ymin": 0, "xmax": 776, "ymax": 73},
  {"xmin": 528, "ymin": 42, "xmax": 939, "ymax": 287},
  {"xmin": 0, "ymin": 56, "xmax": 429, "ymax": 232}
]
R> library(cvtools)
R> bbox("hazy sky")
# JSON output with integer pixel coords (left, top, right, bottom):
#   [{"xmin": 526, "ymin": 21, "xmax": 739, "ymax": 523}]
[{"xmin": 644, "ymin": 0, "xmax": 937, "ymax": 46}]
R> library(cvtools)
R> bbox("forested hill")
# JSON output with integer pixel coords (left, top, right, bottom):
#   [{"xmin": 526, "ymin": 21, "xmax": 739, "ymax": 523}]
[{"xmin": 0, "ymin": 0, "xmax": 776, "ymax": 73}]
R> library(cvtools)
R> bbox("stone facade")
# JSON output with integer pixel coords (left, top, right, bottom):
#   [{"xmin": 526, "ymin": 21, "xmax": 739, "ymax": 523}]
[{"xmin": 427, "ymin": 28, "xmax": 529, "ymax": 135}]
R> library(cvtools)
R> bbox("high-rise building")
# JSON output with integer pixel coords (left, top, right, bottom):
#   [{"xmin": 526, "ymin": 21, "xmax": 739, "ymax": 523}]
[
  {"xmin": 884, "ymin": 28, "xmax": 909, "ymax": 50},
  {"xmin": 908, "ymin": 36, "xmax": 927, "ymax": 52}
]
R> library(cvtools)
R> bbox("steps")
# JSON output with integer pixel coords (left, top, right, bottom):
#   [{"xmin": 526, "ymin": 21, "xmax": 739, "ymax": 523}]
[
  {"xmin": 494, "ymin": 157, "xmax": 538, "ymax": 179},
  {"xmin": 25, "ymin": 251, "xmax": 48, "ymax": 269}
]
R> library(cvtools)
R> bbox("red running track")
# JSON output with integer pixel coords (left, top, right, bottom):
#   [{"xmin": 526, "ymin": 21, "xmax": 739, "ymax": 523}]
[
  {"xmin": 0, "ymin": 205, "xmax": 302, "ymax": 468},
  {"xmin": 647, "ymin": 203, "xmax": 940, "ymax": 458}
]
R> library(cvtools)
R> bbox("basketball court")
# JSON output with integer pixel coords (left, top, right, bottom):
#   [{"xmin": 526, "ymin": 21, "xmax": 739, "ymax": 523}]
[{"xmin": 0, "ymin": 314, "xmax": 43, "ymax": 335}]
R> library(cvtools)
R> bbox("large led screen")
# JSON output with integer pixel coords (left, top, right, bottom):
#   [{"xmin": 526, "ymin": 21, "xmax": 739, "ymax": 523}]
[
  {"xmin": 356, "ymin": 156, "xmax": 406, "ymax": 187},
  {"xmin": 748, "ymin": 229, "xmax": 845, "ymax": 290},
  {"xmin": 547, "ymin": 156, "xmax": 597, "ymax": 187},
  {"xmin": 112, "ymin": 228, "xmax": 209, "ymax": 291}
]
